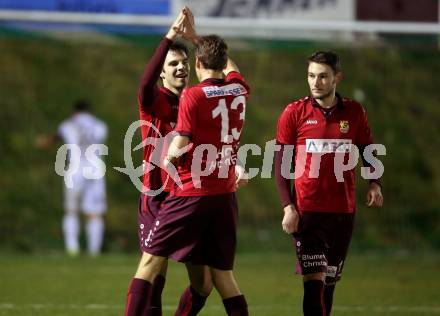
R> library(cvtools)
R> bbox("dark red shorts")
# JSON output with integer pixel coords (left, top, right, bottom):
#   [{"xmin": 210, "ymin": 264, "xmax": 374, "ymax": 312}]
[
  {"xmin": 138, "ymin": 191, "xmax": 169, "ymax": 252},
  {"xmin": 293, "ymin": 212, "xmax": 355, "ymax": 284},
  {"xmin": 144, "ymin": 192, "xmax": 238, "ymax": 270}
]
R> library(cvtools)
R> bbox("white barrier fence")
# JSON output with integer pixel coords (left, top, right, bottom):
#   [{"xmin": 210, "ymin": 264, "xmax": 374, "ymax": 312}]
[{"xmin": 0, "ymin": 9, "xmax": 439, "ymax": 39}]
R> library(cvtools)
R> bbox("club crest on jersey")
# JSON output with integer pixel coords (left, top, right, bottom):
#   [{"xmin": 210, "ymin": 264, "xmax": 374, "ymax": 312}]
[{"xmin": 339, "ymin": 120, "xmax": 349, "ymax": 133}]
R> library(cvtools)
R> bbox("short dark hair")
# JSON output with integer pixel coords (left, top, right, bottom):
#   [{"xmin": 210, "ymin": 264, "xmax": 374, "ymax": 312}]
[
  {"xmin": 195, "ymin": 35, "xmax": 228, "ymax": 71},
  {"xmin": 73, "ymin": 99, "xmax": 90, "ymax": 112},
  {"xmin": 170, "ymin": 41, "xmax": 189, "ymax": 57},
  {"xmin": 308, "ymin": 51, "xmax": 341, "ymax": 73}
]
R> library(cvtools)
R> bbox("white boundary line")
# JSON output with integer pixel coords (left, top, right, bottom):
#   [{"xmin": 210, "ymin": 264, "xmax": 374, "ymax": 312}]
[{"xmin": 0, "ymin": 9, "xmax": 439, "ymax": 36}]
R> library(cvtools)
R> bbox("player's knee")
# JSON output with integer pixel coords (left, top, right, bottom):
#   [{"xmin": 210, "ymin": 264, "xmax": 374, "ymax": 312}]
[
  {"xmin": 210, "ymin": 269, "xmax": 242, "ymax": 299},
  {"xmin": 140, "ymin": 253, "xmax": 166, "ymax": 271},
  {"xmin": 187, "ymin": 265, "xmax": 213, "ymax": 296},
  {"xmin": 211, "ymin": 269, "xmax": 234, "ymax": 288},
  {"xmin": 192, "ymin": 277, "xmax": 213, "ymax": 297},
  {"xmin": 303, "ymin": 272, "xmax": 326, "ymax": 282},
  {"xmin": 158, "ymin": 260, "xmax": 168, "ymax": 276},
  {"xmin": 135, "ymin": 253, "xmax": 167, "ymax": 281}
]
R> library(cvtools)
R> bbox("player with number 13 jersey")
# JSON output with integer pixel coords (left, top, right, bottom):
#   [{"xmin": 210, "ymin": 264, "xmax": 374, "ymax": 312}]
[{"xmin": 174, "ymin": 71, "xmax": 250, "ymax": 195}]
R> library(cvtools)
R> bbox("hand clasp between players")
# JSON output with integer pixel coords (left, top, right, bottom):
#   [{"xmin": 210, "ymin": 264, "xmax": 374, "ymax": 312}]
[{"xmin": 166, "ymin": 6, "xmax": 198, "ymax": 44}]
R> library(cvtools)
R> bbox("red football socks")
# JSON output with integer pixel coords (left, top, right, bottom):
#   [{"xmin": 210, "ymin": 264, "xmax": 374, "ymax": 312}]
[
  {"xmin": 303, "ymin": 280, "xmax": 326, "ymax": 316},
  {"xmin": 324, "ymin": 284, "xmax": 335, "ymax": 316},
  {"xmin": 125, "ymin": 278, "xmax": 152, "ymax": 316},
  {"xmin": 223, "ymin": 295, "xmax": 249, "ymax": 316},
  {"xmin": 147, "ymin": 275, "xmax": 166, "ymax": 316},
  {"xmin": 174, "ymin": 286, "xmax": 208, "ymax": 316}
]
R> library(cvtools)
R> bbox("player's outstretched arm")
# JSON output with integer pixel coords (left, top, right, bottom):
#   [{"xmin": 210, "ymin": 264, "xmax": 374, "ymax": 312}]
[
  {"xmin": 223, "ymin": 58, "xmax": 240, "ymax": 76},
  {"xmin": 275, "ymin": 144, "xmax": 299, "ymax": 234},
  {"xmin": 181, "ymin": 7, "xmax": 199, "ymax": 45},
  {"xmin": 138, "ymin": 9, "xmax": 187, "ymax": 108},
  {"xmin": 166, "ymin": 8, "xmax": 187, "ymax": 41}
]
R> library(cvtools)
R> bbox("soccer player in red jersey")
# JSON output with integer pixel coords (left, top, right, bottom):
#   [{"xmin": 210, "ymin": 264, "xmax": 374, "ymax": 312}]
[
  {"xmin": 124, "ymin": 8, "xmax": 219, "ymax": 316},
  {"xmin": 275, "ymin": 51, "xmax": 383, "ymax": 316},
  {"xmin": 136, "ymin": 35, "xmax": 250, "ymax": 315}
]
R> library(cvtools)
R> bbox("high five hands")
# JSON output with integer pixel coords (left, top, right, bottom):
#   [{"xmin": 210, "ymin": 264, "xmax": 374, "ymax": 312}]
[{"xmin": 166, "ymin": 7, "xmax": 199, "ymax": 45}]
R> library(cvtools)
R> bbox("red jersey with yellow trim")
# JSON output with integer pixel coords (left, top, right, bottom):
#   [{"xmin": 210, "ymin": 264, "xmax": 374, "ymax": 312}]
[
  {"xmin": 173, "ymin": 71, "xmax": 250, "ymax": 196},
  {"xmin": 276, "ymin": 94, "xmax": 373, "ymax": 213}
]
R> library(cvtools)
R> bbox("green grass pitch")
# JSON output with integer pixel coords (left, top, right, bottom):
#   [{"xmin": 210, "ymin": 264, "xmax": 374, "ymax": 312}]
[{"xmin": 0, "ymin": 252, "xmax": 439, "ymax": 315}]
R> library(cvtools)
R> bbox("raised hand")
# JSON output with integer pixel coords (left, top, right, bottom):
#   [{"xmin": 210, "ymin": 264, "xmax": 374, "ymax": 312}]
[
  {"xmin": 168, "ymin": 7, "xmax": 198, "ymax": 44},
  {"xmin": 181, "ymin": 7, "xmax": 199, "ymax": 45},
  {"xmin": 166, "ymin": 9, "xmax": 186, "ymax": 41}
]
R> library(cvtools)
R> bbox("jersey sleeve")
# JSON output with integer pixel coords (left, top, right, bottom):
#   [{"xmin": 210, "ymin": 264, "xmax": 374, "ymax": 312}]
[
  {"xmin": 275, "ymin": 144, "xmax": 296, "ymax": 207},
  {"xmin": 356, "ymin": 106, "xmax": 373, "ymax": 146},
  {"xmin": 175, "ymin": 88, "xmax": 198, "ymax": 138},
  {"xmin": 225, "ymin": 71, "xmax": 250, "ymax": 97},
  {"xmin": 276, "ymin": 105, "xmax": 297, "ymax": 145},
  {"xmin": 138, "ymin": 37, "xmax": 172, "ymax": 112}
]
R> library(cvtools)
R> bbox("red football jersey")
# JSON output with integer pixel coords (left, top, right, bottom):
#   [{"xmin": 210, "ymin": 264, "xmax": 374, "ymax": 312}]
[
  {"xmin": 139, "ymin": 87, "xmax": 178, "ymax": 194},
  {"xmin": 173, "ymin": 71, "xmax": 250, "ymax": 196},
  {"xmin": 276, "ymin": 95, "xmax": 373, "ymax": 213},
  {"xmin": 138, "ymin": 37, "xmax": 178, "ymax": 194}
]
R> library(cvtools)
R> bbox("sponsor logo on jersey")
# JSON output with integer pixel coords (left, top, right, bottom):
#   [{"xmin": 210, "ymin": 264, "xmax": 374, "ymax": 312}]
[
  {"xmin": 339, "ymin": 120, "xmax": 349, "ymax": 133},
  {"xmin": 301, "ymin": 254, "xmax": 327, "ymax": 268},
  {"xmin": 306, "ymin": 119, "xmax": 318, "ymax": 125},
  {"xmin": 203, "ymin": 83, "xmax": 247, "ymax": 98},
  {"xmin": 306, "ymin": 139, "xmax": 352, "ymax": 153}
]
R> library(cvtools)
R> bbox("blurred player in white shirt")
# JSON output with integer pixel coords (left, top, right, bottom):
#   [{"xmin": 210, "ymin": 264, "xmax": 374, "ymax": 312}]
[{"xmin": 56, "ymin": 100, "xmax": 108, "ymax": 256}]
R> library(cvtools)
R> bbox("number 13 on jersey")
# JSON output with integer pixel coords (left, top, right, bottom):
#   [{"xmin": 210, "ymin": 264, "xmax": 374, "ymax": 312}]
[{"xmin": 212, "ymin": 95, "xmax": 246, "ymax": 144}]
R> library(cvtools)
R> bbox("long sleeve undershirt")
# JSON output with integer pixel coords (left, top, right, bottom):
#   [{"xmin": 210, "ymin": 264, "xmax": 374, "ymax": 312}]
[
  {"xmin": 275, "ymin": 144, "xmax": 296, "ymax": 208},
  {"xmin": 138, "ymin": 37, "xmax": 172, "ymax": 108}
]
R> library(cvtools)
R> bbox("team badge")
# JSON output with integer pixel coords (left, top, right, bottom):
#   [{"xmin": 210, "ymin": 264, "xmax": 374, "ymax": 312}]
[{"xmin": 339, "ymin": 120, "xmax": 349, "ymax": 133}]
